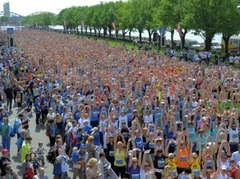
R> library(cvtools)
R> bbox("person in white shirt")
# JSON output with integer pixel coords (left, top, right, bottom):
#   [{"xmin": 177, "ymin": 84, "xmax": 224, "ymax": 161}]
[
  {"xmin": 46, "ymin": 107, "xmax": 56, "ymax": 121},
  {"xmin": 231, "ymin": 144, "xmax": 240, "ymax": 165},
  {"xmin": 78, "ymin": 112, "xmax": 90, "ymax": 128},
  {"xmin": 56, "ymin": 148, "xmax": 70, "ymax": 179},
  {"xmin": 211, "ymin": 165, "xmax": 228, "ymax": 179},
  {"xmin": 33, "ymin": 167, "xmax": 48, "ymax": 179},
  {"xmin": 118, "ymin": 110, "xmax": 128, "ymax": 129},
  {"xmin": 228, "ymin": 119, "xmax": 239, "ymax": 153},
  {"xmin": 143, "ymin": 109, "xmax": 153, "ymax": 125},
  {"xmin": 229, "ymin": 55, "xmax": 234, "ymax": 65},
  {"xmin": 97, "ymin": 152, "xmax": 111, "ymax": 179}
]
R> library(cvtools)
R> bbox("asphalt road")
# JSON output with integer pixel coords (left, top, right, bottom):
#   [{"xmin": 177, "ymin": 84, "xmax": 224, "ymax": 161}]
[{"xmin": 1, "ymin": 102, "xmax": 74, "ymax": 178}]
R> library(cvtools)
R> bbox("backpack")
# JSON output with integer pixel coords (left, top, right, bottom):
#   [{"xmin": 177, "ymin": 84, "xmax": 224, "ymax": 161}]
[
  {"xmin": 46, "ymin": 150, "xmax": 56, "ymax": 164},
  {"xmin": 23, "ymin": 168, "xmax": 34, "ymax": 179}
]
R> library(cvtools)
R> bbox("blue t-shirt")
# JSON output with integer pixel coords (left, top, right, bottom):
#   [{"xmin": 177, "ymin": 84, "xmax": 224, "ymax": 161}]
[
  {"xmin": 71, "ymin": 152, "xmax": 80, "ymax": 162},
  {"xmin": 83, "ymin": 125, "xmax": 92, "ymax": 135},
  {"xmin": 129, "ymin": 166, "xmax": 140, "ymax": 179},
  {"xmin": 134, "ymin": 137, "xmax": 144, "ymax": 152},
  {"xmin": 93, "ymin": 131, "xmax": 101, "ymax": 146},
  {"xmin": 73, "ymin": 110, "xmax": 80, "ymax": 122},
  {"xmin": 90, "ymin": 109, "xmax": 99, "ymax": 122}
]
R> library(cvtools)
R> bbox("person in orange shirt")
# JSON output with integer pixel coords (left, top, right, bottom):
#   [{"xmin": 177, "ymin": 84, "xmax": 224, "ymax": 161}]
[{"xmin": 176, "ymin": 140, "xmax": 190, "ymax": 175}]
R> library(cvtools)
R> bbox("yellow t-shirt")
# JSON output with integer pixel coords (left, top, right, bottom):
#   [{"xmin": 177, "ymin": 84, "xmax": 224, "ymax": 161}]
[
  {"xmin": 189, "ymin": 158, "xmax": 201, "ymax": 177},
  {"xmin": 114, "ymin": 150, "xmax": 126, "ymax": 167},
  {"xmin": 165, "ymin": 158, "xmax": 177, "ymax": 177},
  {"xmin": 21, "ymin": 141, "xmax": 31, "ymax": 162}
]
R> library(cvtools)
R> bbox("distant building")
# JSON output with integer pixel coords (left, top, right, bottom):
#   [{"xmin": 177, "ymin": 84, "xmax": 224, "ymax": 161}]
[{"xmin": 3, "ymin": 2, "xmax": 10, "ymax": 17}]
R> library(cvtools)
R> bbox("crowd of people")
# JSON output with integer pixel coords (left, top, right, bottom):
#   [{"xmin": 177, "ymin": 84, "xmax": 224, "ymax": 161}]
[{"xmin": 0, "ymin": 29, "xmax": 239, "ymax": 179}]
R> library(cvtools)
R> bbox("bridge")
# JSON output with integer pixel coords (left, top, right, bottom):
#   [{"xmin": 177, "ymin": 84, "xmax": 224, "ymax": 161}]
[
  {"xmin": 0, "ymin": 11, "xmax": 23, "ymax": 17},
  {"xmin": 27, "ymin": 11, "xmax": 56, "ymax": 16}
]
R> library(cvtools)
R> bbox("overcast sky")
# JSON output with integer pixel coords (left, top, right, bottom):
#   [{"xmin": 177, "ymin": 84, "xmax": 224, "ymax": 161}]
[{"xmin": 2, "ymin": 0, "xmax": 124, "ymax": 16}]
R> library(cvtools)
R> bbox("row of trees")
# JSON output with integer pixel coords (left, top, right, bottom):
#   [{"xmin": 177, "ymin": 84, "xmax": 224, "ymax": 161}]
[{"xmin": 22, "ymin": 0, "xmax": 240, "ymax": 54}]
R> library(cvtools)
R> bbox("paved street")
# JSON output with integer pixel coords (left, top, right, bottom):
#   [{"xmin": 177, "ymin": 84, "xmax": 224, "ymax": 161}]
[{"xmin": 1, "ymin": 102, "xmax": 74, "ymax": 178}]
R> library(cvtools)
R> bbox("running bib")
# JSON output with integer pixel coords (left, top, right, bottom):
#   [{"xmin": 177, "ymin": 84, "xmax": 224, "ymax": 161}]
[
  {"xmin": 148, "ymin": 142, "xmax": 154, "ymax": 148},
  {"xmin": 232, "ymin": 134, "xmax": 238, "ymax": 138},
  {"xmin": 157, "ymin": 160, "xmax": 165, "ymax": 168},
  {"xmin": 180, "ymin": 156, "xmax": 187, "ymax": 161},
  {"xmin": 109, "ymin": 151, "xmax": 114, "ymax": 157},
  {"xmin": 122, "ymin": 132, "xmax": 128, "ymax": 138},
  {"xmin": 136, "ymin": 141, "xmax": 142, "ymax": 148},
  {"xmin": 116, "ymin": 159, "xmax": 123, "ymax": 165},
  {"xmin": 171, "ymin": 170, "xmax": 177, "ymax": 177},
  {"xmin": 193, "ymin": 169, "xmax": 200, "ymax": 177},
  {"xmin": 131, "ymin": 174, "xmax": 140, "ymax": 179}
]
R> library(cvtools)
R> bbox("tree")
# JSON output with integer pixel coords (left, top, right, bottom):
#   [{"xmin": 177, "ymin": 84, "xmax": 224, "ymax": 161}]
[
  {"xmin": 190, "ymin": 0, "xmax": 223, "ymax": 51},
  {"xmin": 158, "ymin": 0, "xmax": 192, "ymax": 48},
  {"xmin": 129, "ymin": 0, "xmax": 146, "ymax": 43},
  {"xmin": 144, "ymin": 0, "xmax": 161, "ymax": 43},
  {"xmin": 218, "ymin": 0, "xmax": 240, "ymax": 57},
  {"xmin": 116, "ymin": 1, "xmax": 131, "ymax": 40}
]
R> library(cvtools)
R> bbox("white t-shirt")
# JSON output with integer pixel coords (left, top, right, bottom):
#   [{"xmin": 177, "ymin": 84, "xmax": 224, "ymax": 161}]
[
  {"xmin": 119, "ymin": 115, "xmax": 128, "ymax": 128},
  {"xmin": 143, "ymin": 115, "xmax": 153, "ymax": 124},
  {"xmin": 228, "ymin": 128, "xmax": 239, "ymax": 143},
  {"xmin": 231, "ymin": 151, "xmax": 240, "ymax": 164},
  {"xmin": 47, "ymin": 112, "xmax": 56, "ymax": 120}
]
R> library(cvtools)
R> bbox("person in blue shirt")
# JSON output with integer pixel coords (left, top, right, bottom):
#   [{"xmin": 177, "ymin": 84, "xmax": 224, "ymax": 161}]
[
  {"xmin": 91, "ymin": 127, "xmax": 102, "ymax": 147},
  {"xmin": 71, "ymin": 147, "xmax": 81, "ymax": 179},
  {"xmin": 90, "ymin": 104, "xmax": 100, "ymax": 127},
  {"xmin": 133, "ymin": 130, "xmax": 144, "ymax": 152},
  {"xmin": 83, "ymin": 120, "xmax": 92, "ymax": 135}
]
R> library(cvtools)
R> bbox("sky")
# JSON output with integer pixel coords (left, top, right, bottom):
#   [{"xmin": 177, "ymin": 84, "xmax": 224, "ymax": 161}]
[{"xmin": 1, "ymin": 0, "xmax": 124, "ymax": 16}]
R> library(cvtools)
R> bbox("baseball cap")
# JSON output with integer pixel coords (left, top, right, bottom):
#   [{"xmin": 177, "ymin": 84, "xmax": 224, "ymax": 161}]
[
  {"xmin": 1, "ymin": 148, "xmax": 9, "ymax": 154},
  {"xmin": 73, "ymin": 147, "xmax": 78, "ymax": 151},
  {"xmin": 80, "ymin": 144, "xmax": 86, "ymax": 149},
  {"xmin": 83, "ymin": 120, "xmax": 89, "ymax": 123},
  {"xmin": 221, "ymin": 165, "xmax": 227, "ymax": 170}
]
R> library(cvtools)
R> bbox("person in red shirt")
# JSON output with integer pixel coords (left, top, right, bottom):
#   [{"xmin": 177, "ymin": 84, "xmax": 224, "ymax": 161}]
[{"xmin": 229, "ymin": 160, "xmax": 239, "ymax": 179}]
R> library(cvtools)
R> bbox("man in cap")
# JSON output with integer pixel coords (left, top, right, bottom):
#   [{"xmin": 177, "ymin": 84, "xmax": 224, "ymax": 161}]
[{"xmin": 0, "ymin": 149, "xmax": 11, "ymax": 177}]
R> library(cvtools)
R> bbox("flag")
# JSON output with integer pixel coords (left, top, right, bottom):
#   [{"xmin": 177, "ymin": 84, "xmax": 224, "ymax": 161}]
[
  {"xmin": 176, "ymin": 23, "xmax": 183, "ymax": 39},
  {"xmin": 112, "ymin": 21, "xmax": 116, "ymax": 30},
  {"xmin": 64, "ymin": 20, "xmax": 67, "ymax": 29},
  {"xmin": 81, "ymin": 20, "xmax": 85, "ymax": 29}
]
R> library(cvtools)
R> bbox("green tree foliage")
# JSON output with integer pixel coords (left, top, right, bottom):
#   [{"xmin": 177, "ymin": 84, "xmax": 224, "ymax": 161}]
[
  {"xmin": 22, "ymin": 0, "xmax": 240, "ymax": 50},
  {"xmin": 218, "ymin": 0, "xmax": 240, "ymax": 56}
]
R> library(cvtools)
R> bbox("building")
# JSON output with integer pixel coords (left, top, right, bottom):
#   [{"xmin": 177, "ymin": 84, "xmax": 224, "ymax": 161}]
[{"xmin": 3, "ymin": 2, "xmax": 10, "ymax": 17}]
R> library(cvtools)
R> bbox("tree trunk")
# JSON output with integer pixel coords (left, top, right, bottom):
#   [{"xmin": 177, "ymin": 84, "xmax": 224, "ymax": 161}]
[
  {"xmin": 104, "ymin": 27, "xmax": 107, "ymax": 37},
  {"xmin": 116, "ymin": 30, "xmax": 118, "ymax": 40},
  {"xmin": 94, "ymin": 28, "xmax": 97, "ymax": 36},
  {"xmin": 90, "ymin": 27, "xmax": 92, "ymax": 36},
  {"xmin": 81, "ymin": 28, "xmax": 83, "ymax": 35},
  {"xmin": 98, "ymin": 30, "xmax": 101, "ymax": 37},
  {"xmin": 85, "ymin": 27, "xmax": 88, "ymax": 35},
  {"xmin": 147, "ymin": 29, "xmax": 151, "ymax": 43},
  {"xmin": 223, "ymin": 35, "xmax": 230, "ymax": 58},
  {"xmin": 181, "ymin": 30, "xmax": 188, "ymax": 49},
  {"xmin": 108, "ymin": 30, "xmax": 112, "ymax": 38},
  {"xmin": 122, "ymin": 30, "xmax": 126, "ymax": 40},
  {"xmin": 129, "ymin": 31, "xmax": 132, "ymax": 41},
  {"xmin": 170, "ymin": 29, "xmax": 174, "ymax": 47},
  {"xmin": 205, "ymin": 33, "xmax": 214, "ymax": 51},
  {"xmin": 139, "ymin": 32, "xmax": 142, "ymax": 43}
]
